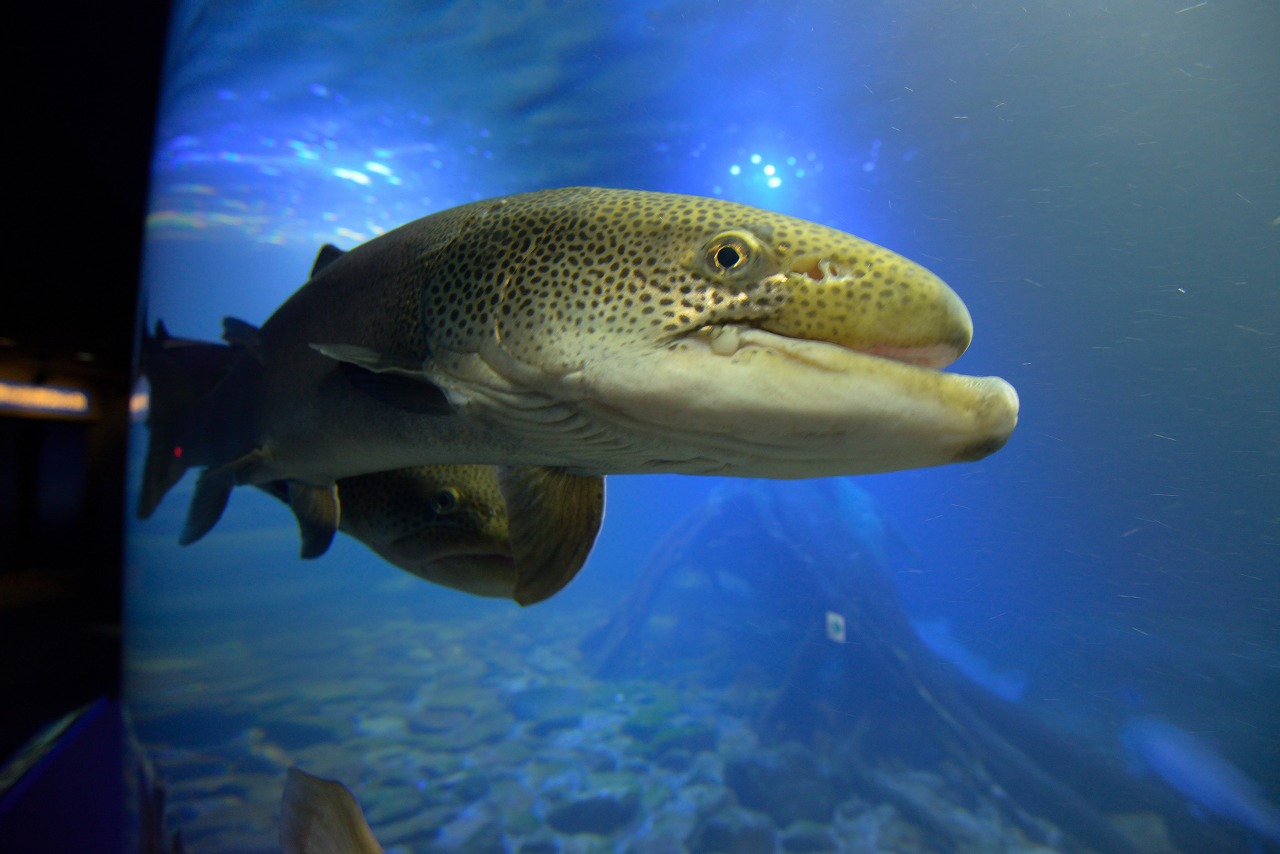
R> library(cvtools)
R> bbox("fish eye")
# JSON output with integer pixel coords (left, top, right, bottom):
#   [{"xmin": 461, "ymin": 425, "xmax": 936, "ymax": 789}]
[
  {"xmin": 708, "ymin": 239, "xmax": 748, "ymax": 272},
  {"xmin": 430, "ymin": 488, "xmax": 460, "ymax": 514},
  {"xmin": 715, "ymin": 244, "xmax": 743, "ymax": 269},
  {"xmin": 703, "ymin": 231, "xmax": 761, "ymax": 276}
]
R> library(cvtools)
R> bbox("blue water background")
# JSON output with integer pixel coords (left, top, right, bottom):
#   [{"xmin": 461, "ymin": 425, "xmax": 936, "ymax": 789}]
[{"xmin": 127, "ymin": 0, "xmax": 1279, "ymax": 848}]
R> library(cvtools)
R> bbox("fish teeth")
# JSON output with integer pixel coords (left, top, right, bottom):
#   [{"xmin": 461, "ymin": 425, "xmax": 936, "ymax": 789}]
[{"xmin": 707, "ymin": 325, "xmax": 742, "ymax": 356}]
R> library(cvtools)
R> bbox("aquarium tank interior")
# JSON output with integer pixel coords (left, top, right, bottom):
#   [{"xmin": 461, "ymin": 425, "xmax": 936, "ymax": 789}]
[{"xmin": 117, "ymin": 1, "xmax": 1277, "ymax": 852}]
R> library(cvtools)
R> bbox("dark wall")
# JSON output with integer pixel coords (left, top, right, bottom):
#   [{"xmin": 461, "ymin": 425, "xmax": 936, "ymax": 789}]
[{"xmin": 2, "ymin": 0, "xmax": 170, "ymax": 760}]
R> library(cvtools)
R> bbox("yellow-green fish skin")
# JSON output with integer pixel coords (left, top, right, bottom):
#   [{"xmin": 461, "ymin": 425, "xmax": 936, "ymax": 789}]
[
  {"xmin": 327, "ymin": 463, "xmax": 601, "ymax": 605},
  {"xmin": 332, "ymin": 464, "xmax": 517, "ymax": 598},
  {"xmin": 182, "ymin": 187, "xmax": 1017, "ymax": 489}
]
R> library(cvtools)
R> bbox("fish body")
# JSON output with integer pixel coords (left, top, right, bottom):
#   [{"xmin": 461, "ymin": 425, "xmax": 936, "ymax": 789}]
[
  {"xmin": 1122, "ymin": 717, "xmax": 1280, "ymax": 843},
  {"xmin": 327, "ymin": 464, "xmax": 516, "ymax": 597},
  {"xmin": 140, "ymin": 326, "xmax": 600, "ymax": 604},
  {"xmin": 910, "ymin": 617, "xmax": 1028, "ymax": 702},
  {"xmin": 146, "ymin": 187, "xmax": 1017, "ymax": 539},
  {"xmin": 256, "ymin": 463, "xmax": 599, "ymax": 605}
]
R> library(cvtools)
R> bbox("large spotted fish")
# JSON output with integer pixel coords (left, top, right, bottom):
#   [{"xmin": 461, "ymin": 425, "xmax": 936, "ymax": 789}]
[{"xmin": 140, "ymin": 187, "xmax": 1018, "ymax": 551}]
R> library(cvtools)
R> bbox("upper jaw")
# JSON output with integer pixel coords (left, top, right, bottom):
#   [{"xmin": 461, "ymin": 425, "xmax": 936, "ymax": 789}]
[{"xmin": 702, "ymin": 260, "xmax": 976, "ymax": 372}]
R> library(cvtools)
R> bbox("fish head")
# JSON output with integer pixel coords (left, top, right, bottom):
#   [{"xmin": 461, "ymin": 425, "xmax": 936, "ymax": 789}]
[
  {"xmin": 426, "ymin": 188, "xmax": 1018, "ymax": 477},
  {"xmin": 336, "ymin": 465, "xmax": 518, "ymax": 596},
  {"xmin": 335, "ymin": 464, "xmax": 600, "ymax": 605},
  {"xmin": 678, "ymin": 220, "xmax": 974, "ymax": 370}
]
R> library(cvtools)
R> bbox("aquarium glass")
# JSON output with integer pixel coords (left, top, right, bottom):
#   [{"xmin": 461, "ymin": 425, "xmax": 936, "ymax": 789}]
[{"xmin": 125, "ymin": 2, "xmax": 1280, "ymax": 851}]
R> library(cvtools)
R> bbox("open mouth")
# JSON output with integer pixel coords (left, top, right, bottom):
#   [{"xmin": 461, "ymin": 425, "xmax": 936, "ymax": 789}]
[
  {"xmin": 388, "ymin": 534, "xmax": 515, "ymax": 567},
  {"xmin": 856, "ymin": 342, "xmax": 965, "ymax": 370},
  {"xmin": 694, "ymin": 322, "xmax": 965, "ymax": 373},
  {"xmin": 418, "ymin": 541, "xmax": 515, "ymax": 563}
]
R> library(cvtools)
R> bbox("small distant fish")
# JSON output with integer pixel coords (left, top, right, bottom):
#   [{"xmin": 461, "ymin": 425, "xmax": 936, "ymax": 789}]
[
  {"xmin": 910, "ymin": 617, "xmax": 1028, "ymax": 702},
  {"xmin": 1121, "ymin": 716, "xmax": 1280, "ymax": 844},
  {"xmin": 139, "ymin": 324, "xmax": 601, "ymax": 605},
  {"xmin": 280, "ymin": 767, "xmax": 382, "ymax": 854}
]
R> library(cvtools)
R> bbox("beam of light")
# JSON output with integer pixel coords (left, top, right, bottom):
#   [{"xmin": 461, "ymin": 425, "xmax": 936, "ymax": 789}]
[
  {"xmin": 129, "ymin": 388, "xmax": 150, "ymax": 419},
  {"xmin": 0, "ymin": 380, "xmax": 91, "ymax": 417},
  {"xmin": 714, "ymin": 146, "xmax": 825, "ymax": 209},
  {"xmin": 331, "ymin": 167, "xmax": 371, "ymax": 185}
]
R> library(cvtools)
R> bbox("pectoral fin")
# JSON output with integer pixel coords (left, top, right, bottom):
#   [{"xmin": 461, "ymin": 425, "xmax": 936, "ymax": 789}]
[
  {"xmin": 312, "ymin": 344, "xmax": 452, "ymax": 415},
  {"xmin": 288, "ymin": 482, "xmax": 340, "ymax": 559},
  {"xmin": 498, "ymin": 467, "xmax": 605, "ymax": 606},
  {"xmin": 310, "ymin": 344, "xmax": 424, "ymax": 376},
  {"xmin": 179, "ymin": 449, "xmax": 273, "ymax": 544}
]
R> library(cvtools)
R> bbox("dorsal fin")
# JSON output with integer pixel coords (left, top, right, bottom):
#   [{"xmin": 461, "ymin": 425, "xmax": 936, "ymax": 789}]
[
  {"xmin": 222, "ymin": 317, "xmax": 266, "ymax": 364},
  {"xmin": 311, "ymin": 244, "xmax": 346, "ymax": 277},
  {"xmin": 221, "ymin": 316, "xmax": 259, "ymax": 346}
]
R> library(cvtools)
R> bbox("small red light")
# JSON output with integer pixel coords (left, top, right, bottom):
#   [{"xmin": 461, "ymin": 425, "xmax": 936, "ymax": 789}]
[{"xmin": 173, "ymin": 446, "xmax": 183, "ymax": 458}]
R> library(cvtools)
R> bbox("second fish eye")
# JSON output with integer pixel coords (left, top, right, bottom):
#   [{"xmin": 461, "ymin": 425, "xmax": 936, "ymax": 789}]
[{"xmin": 430, "ymin": 488, "xmax": 460, "ymax": 513}]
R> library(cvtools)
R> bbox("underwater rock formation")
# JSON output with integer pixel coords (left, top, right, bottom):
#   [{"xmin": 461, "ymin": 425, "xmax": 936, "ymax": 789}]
[{"xmin": 585, "ymin": 478, "xmax": 1251, "ymax": 854}]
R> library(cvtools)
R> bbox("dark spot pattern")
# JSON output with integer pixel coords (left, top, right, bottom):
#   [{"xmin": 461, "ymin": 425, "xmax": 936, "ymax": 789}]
[
  {"xmin": 404, "ymin": 187, "xmax": 965, "ymax": 370},
  {"xmin": 336, "ymin": 465, "xmax": 506, "ymax": 546}
]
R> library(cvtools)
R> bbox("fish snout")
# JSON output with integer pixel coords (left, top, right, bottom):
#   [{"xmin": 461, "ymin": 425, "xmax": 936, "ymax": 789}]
[
  {"xmin": 951, "ymin": 376, "xmax": 1019, "ymax": 462},
  {"xmin": 772, "ymin": 247, "xmax": 974, "ymax": 369}
]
